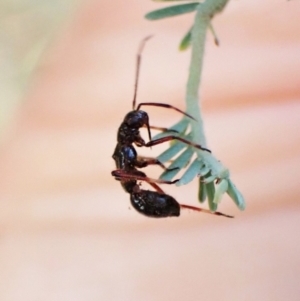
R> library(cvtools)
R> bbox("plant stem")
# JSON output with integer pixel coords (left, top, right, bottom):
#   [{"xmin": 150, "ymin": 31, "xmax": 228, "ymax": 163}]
[
  {"xmin": 185, "ymin": 0, "xmax": 230, "ymax": 177},
  {"xmin": 185, "ymin": 9, "xmax": 209, "ymax": 147},
  {"xmin": 186, "ymin": 0, "xmax": 229, "ymax": 147}
]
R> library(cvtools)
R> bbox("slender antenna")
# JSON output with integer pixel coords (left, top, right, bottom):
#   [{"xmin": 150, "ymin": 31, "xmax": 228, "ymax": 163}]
[{"xmin": 132, "ymin": 35, "xmax": 153, "ymax": 110}]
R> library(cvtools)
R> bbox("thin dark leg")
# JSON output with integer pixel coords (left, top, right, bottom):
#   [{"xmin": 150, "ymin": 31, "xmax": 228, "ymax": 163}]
[
  {"xmin": 142, "ymin": 125, "xmax": 178, "ymax": 148},
  {"xmin": 111, "ymin": 169, "xmax": 179, "ymax": 185},
  {"xmin": 136, "ymin": 102, "xmax": 195, "ymax": 120},
  {"xmin": 136, "ymin": 156, "xmax": 179, "ymax": 171},
  {"xmin": 145, "ymin": 135, "xmax": 211, "ymax": 153},
  {"xmin": 147, "ymin": 125, "xmax": 178, "ymax": 133},
  {"xmin": 148, "ymin": 182, "xmax": 165, "ymax": 194},
  {"xmin": 180, "ymin": 204, "xmax": 234, "ymax": 218}
]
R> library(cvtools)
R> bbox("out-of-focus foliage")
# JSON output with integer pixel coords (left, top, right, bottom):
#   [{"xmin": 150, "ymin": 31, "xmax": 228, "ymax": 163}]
[{"xmin": 0, "ymin": 0, "xmax": 79, "ymax": 142}]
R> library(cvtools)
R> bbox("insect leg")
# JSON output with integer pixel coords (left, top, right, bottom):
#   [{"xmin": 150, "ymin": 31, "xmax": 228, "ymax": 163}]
[
  {"xmin": 145, "ymin": 135, "xmax": 211, "ymax": 152},
  {"xmin": 135, "ymin": 156, "xmax": 179, "ymax": 171},
  {"xmin": 111, "ymin": 169, "xmax": 179, "ymax": 185},
  {"xmin": 180, "ymin": 204, "xmax": 234, "ymax": 218},
  {"xmin": 147, "ymin": 125, "xmax": 178, "ymax": 133},
  {"xmin": 148, "ymin": 182, "xmax": 165, "ymax": 194}
]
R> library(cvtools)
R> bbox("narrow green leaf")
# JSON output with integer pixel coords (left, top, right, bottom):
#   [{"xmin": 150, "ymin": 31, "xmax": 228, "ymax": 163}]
[
  {"xmin": 205, "ymin": 176, "xmax": 217, "ymax": 212},
  {"xmin": 176, "ymin": 157, "xmax": 202, "ymax": 186},
  {"xmin": 198, "ymin": 176, "xmax": 206, "ymax": 203},
  {"xmin": 152, "ymin": 131, "xmax": 177, "ymax": 140},
  {"xmin": 208, "ymin": 22, "xmax": 220, "ymax": 46},
  {"xmin": 152, "ymin": 118, "xmax": 189, "ymax": 140},
  {"xmin": 169, "ymin": 118, "xmax": 189, "ymax": 133},
  {"xmin": 213, "ymin": 179, "xmax": 228, "ymax": 204},
  {"xmin": 203, "ymin": 174, "xmax": 216, "ymax": 184},
  {"xmin": 227, "ymin": 179, "xmax": 246, "ymax": 210},
  {"xmin": 157, "ymin": 142, "xmax": 186, "ymax": 163},
  {"xmin": 179, "ymin": 27, "xmax": 192, "ymax": 51},
  {"xmin": 145, "ymin": 3, "xmax": 199, "ymax": 20},
  {"xmin": 156, "ymin": 133, "xmax": 192, "ymax": 163},
  {"xmin": 159, "ymin": 147, "xmax": 194, "ymax": 181}
]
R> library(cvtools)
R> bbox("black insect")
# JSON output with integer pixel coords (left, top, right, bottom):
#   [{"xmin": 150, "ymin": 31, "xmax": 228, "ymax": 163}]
[
  {"xmin": 111, "ymin": 168, "xmax": 233, "ymax": 218},
  {"xmin": 111, "ymin": 36, "xmax": 233, "ymax": 218}
]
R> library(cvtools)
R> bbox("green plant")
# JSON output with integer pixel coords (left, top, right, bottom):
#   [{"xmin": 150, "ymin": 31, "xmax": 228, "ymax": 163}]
[{"xmin": 145, "ymin": 0, "xmax": 245, "ymax": 212}]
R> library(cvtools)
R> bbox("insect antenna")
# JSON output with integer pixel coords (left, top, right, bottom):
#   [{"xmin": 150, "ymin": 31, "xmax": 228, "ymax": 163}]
[{"xmin": 132, "ymin": 35, "xmax": 153, "ymax": 111}]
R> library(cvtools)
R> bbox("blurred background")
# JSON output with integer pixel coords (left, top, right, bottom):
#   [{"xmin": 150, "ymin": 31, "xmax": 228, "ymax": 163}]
[{"xmin": 0, "ymin": 0, "xmax": 300, "ymax": 300}]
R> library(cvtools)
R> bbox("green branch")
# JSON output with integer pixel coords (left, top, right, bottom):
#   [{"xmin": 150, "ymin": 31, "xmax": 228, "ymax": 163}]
[{"xmin": 145, "ymin": 0, "xmax": 245, "ymax": 211}]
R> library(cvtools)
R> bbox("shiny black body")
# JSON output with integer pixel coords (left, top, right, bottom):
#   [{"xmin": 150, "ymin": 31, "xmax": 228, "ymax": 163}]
[
  {"xmin": 111, "ymin": 110, "xmax": 233, "ymax": 219},
  {"xmin": 130, "ymin": 190, "xmax": 180, "ymax": 217},
  {"xmin": 112, "ymin": 109, "xmax": 181, "ymax": 218},
  {"xmin": 116, "ymin": 110, "xmax": 149, "ymax": 146},
  {"xmin": 110, "ymin": 37, "xmax": 232, "ymax": 219},
  {"xmin": 113, "ymin": 110, "xmax": 149, "ymax": 171}
]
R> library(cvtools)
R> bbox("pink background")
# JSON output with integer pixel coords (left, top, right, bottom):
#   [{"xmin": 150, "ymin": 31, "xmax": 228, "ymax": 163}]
[{"xmin": 0, "ymin": 0, "xmax": 300, "ymax": 300}]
